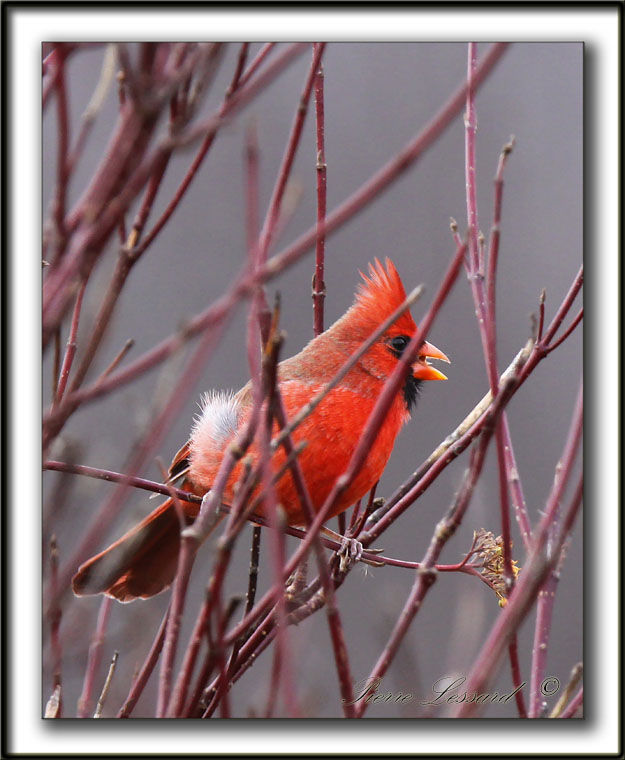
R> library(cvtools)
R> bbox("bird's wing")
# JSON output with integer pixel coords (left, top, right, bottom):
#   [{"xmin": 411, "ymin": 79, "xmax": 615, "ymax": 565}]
[
  {"xmin": 168, "ymin": 440, "xmax": 191, "ymax": 483},
  {"xmin": 233, "ymin": 379, "xmax": 254, "ymax": 407}
]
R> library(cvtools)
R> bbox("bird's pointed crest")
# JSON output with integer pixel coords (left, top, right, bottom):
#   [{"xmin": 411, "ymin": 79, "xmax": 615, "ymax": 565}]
[{"xmin": 350, "ymin": 257, "xmax": 416, "ymax": 337}]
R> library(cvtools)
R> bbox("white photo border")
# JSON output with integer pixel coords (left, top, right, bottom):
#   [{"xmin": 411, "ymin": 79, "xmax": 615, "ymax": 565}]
[{"xmin": 4, "ymin": 4, "xmax": 619, "ymax": 756}]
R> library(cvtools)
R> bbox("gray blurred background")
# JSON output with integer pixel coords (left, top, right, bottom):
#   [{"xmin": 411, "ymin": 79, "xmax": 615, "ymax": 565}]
[{"xmin": 43, "ymin": 42, "xmax": 582, "ymax": 718}]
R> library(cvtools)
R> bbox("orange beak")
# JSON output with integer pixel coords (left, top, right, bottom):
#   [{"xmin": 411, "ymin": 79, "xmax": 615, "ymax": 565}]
[{"xmin": 412, "ymin": 340, "xmax": 450, "ymax": 381}]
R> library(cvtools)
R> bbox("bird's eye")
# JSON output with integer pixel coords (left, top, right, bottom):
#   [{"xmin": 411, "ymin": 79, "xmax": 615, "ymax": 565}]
[{"xmin": 390, "ymin": 335, "xmax": 410, "ymax": 354}]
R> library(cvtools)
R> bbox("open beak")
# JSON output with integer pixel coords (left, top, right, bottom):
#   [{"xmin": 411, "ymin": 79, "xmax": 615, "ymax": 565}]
[{"xmin": 412, "ymin": 340, "xmax": 450, "ymax": 381}]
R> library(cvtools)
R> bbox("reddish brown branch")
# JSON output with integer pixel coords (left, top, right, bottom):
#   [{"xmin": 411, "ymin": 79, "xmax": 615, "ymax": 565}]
[
  {"xmin": 42, "ymin": 43, "xmax": 308, "ymax": 349},
  {"xmin": 558, "ymin": 686, "xmax": 583, "ymax": 719},
  {"xmin": 47, "ymin": 536, "xmax": 63, "ymax": 716},
  {"xmin": 462, "ymin": 63, "xmax": 515, "ymax": 592},
  {"xmin": 545, "ymin": 308, "xmax": 583, "ymax": 354},
  {"xmin": 43, "ymin": 42, "xmax": 507, "ymax": 437},
  {"xmin": 508, "ymin": 636, "xmax": 528, "ymax": 718},
  {"xmin": 53, "ymin": 278, "xmax": 86, "ymax": 404},
  {"xmin": 132, "ymin": 43, "xmax": 308, "ymax": 262},
  {"xmin": 66, "ymin": 45, "xmax": 118, "ymax": 179},
  {"xmin": 238, "ymin": 43, "xmax": 276, "ymax": 89},
  {"xmin": 118, "ymin": 608, "xmax": 169, "ymax": 718},
  {"xmin": 222, "ymin": 239, "xmax": 467, "ymax": 653},
  {"xmin": 258, "ymin": 43, "xmax": 325, "ymax": 265},
  {"xmin": 77, "ymin": 597, "xmax": 113, "ymax": 718},
  {"xmin": 312, "ymin": 42, "xmax": 327, "ymax": 337},
  {"xmin": 354, "ymin": 356, "xmax": 524, "ymax": 718},
  {"xmin": 51, "ymin": 44, "xmax": 70, "ymax": 263},
  {"xmin": 455, "ymin": 383, "xmax": 583, "ymax": 717},
  {"xmin": 50, "ymin": 281, "xmax": 234, "ymax": 604}
]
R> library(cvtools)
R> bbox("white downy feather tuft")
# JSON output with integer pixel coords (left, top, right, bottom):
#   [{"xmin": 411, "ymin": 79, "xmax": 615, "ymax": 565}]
[{"xmin": 191, "ymin": 390, "xmax": 241, "ymax": 449}]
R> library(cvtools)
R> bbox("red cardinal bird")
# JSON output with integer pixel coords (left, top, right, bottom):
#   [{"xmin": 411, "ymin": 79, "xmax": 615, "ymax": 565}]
[{"xmin": 72, "ymin": 258, "xmax": 449, "ymax": 602}]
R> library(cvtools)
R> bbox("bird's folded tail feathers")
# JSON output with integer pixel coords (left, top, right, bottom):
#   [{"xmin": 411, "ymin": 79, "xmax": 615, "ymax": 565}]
[{"xmin": 72, "ymin": 495, "xmax": 198, "ymax": 603}]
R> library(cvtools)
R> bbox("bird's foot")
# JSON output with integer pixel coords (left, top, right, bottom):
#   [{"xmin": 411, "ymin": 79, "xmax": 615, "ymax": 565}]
[
  {"xmin": 337, "ymin": 537, "xmax": 385, "ymax": 572},
  {"xmin": 337, "ymin": 536, "xmax": 362, "ymax": 572}
]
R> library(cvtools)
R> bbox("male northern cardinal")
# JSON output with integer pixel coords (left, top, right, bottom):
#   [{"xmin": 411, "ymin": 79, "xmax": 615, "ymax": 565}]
[{"xmin": 72, "ymin": 258, "xmax": 449, "ymax": 602}]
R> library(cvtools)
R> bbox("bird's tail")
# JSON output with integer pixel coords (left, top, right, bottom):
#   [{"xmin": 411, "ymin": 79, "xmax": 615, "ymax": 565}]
[{"xmin": 72, "ymin": 495, "xmax": 199, "ymax": 603}]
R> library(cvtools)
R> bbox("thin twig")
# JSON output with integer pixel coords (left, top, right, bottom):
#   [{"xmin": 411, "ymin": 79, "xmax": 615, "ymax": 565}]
[
  {"xmin": 257, "ymin": 43, "xmax": 325, "ymax": 266},
  {"xmin": 65, "ymin": 45, "xmax": 210, "ymax": 397},
  {"xmin": 222, "ymin": 239, "xmax": 467, "ymax": 653},
  {"xmin": 48, "ymin": 536, "xmax": 63, "ymax": 716},
  {"xmin": 464, "ymin": 43, "xmax": 480, "ymax": 275},
  {"xmin": 269, "ymin": 284, "xmax": 423, "ymax": 453},
  {"xmin": 164, "ymin": 270, "xmax": 272, "ymax": 717},
  {"xmin": 131, "ymin": 43, "xmax": 308, "ymax": 262},
  {"xmin": 93, "ymin": 651, "xmax": 119, "ymax": 718},
  {"xmin": 118, "ymin": 608, "xmax": 169, "ymax": 718},
  {"xmin": 538, "ymin": 289, "xmax": 546, "ymax": 341},
  {"xmin": 312, "ymin": 42, "xmax": 327, "ymax": 337},
  {"xmin": 258, "ymin": 335, "xmax": 298, "ymax": 718},
  {"xmin": 455, "ymin": 383, "xmax": 583, "ymax": 717},
  {"xmin": 66, "ymin": 44, "xmax": 118, "ymax": 177},
  {"xmin": 354, "ymin": 353, "xmax": 526, "ymax": 718},
  {"xmin": 463, "ymin": 57, "xmax": 521, "ymax": 700},
  {"xmin": 219, "ymin": 525, "xmax": 261, "ymax": 705},
  {"xmin": 44, "ymin": 459, "xmax": 510, "ymax": 578},
  {"xmin": 51, "ymin": 329, "xmax": 61, "ymax": 399},
  {"xmin": 486, "ymin": 136, "xmax": 515, "ymax": 335},
  {"xmin": 99, "ymin": 338, "xmax": 135, "ymax": 379},
  {"xmin": 154, "ymin": 298, "xmax": 265, "ymax": 717},
  {"xmin": 53, "ymin": 279, "xmax": 86, "ymax": 404},
  {"xmin": 44, "ymin": 685, "xmax": 62, "ymax": 719},
  {"xmin": 529, "ymin": 571, "xmax": 558, "ymax": 717},
  {"xmin": 365, "ymin": 261, "xmax": 583, "ymax": 545},
  {"xmin": 269, "ymin": 388, "xmax": 357, "ymax": 716},
  {"xmin": 362, "ymin": 338, "xmax": 532, "ymax": 547},
  {"xmin": 156, "ymin": 540, "xmax": 195, "ymax": 717},
  {"xmin": 545, "ymin": 308, "xmax": 583, "ymax": 354},
  {"xmin": 557, "ymin": 685, "xmax": 583, "ymax": 719},
  {"xmin": 42, "ymin": 43, "xmax": 308, "ymax": 348},
  {"xmin": 507, "ymin": 637, "xmax": 528, "ymax": 718},
  {"xmin": 77, "ymin": 597, "xmax": 113, "ymax": 718},
  {"xmin": 528, "ymin": 433, "xmax": 579, "ymax": 717},
  {"xmin": 49, "ymin": 278, "xmax": 233, "ymax": 606},
  {"xmin": 462, "ymin": 64, "xmax": 515, "ymax": 590},
  {"xmin": 44, "ymin": 460, "xmax": 201, "ymax": 503},
  {"xmin": 540, "ymin": 267, "xmax": 583, "ymax": 347},
  {"xmin": 227, "ymin": 42, "xmax": 250, "ymax": 97},
  {"xmin": 238, "ymin": 43, "xmax": 276, "ymax": 89},
  {"xmin": 51, "ymin": 44, "xmax": 70, "ymax": 263},
  {"xmin": 44, "ymin": 42, "xmax": 508, "ymax": 430}
]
